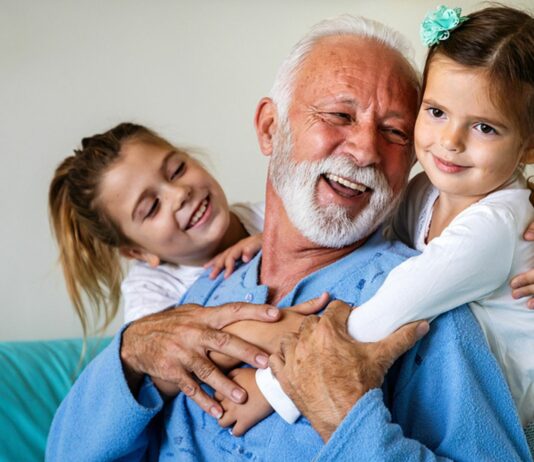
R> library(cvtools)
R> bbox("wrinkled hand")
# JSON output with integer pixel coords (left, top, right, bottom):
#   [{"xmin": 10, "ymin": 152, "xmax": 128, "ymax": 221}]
[
  {"xmin": 121, "ymin": 302, "xmax": 281, "ymax": 418},
  {"xmin": 509, "ymin": 221, "xmax": 534, "ymax": 309},
  {"xmin": 205, "ymin": 233, "xmax": 263, "ymax": 279},
  {"xmin": 270, "ymin": 300, "xmax": 429, "ymax": 441},
  {"xmin": 215, "ymin": 368, "xmax": 273, "ymax": 436}
]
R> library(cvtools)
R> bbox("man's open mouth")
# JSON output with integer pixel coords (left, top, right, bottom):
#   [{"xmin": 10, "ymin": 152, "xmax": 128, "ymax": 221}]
[{"xmin": 322, "ymin": 173, "xmax": 369, "ymax": 198}]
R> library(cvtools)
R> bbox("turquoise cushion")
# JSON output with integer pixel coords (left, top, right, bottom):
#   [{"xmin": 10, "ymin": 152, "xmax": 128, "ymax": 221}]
[{"xmin": 0, "ymin": 338, "xmax": 111, "ymax": 461}]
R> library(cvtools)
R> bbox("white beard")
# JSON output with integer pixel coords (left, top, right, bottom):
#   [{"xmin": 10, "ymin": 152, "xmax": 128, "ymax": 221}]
[{"xmin": 269, "ymin": 123, "xmax": 402, "ymax": 248}]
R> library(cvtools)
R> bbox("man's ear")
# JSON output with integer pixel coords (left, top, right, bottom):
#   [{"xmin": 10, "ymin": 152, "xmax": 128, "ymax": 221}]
[
  {"xmin": 254, "ymin": 97, "xmax": 278, "ymax": 157},
  {"xmin": 119, "ymin": 246, "xmax": 161, "ymax": 268}
]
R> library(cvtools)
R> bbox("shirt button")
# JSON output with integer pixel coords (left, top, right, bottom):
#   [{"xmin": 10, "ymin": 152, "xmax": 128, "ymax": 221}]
[{"xmin": 245, "ymin": 293, "xmax": 254, "ymax": 302}]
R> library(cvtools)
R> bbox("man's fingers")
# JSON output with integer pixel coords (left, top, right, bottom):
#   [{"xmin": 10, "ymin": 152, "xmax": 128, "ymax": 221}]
[
  {"xmin": 288, "ymin": 292, "xmax": 330, "ymax": 315},
  {"xmin": 208, "ymin": 302, "xmax": 281, "ymax": 330},
  {"xmin": 320, "ymin": 300, "xmax": 351, "ymax": 325},
  {"xmin": 269, "ymin": 352, "xmax": 285, "ymax": 376},
  {"xmin": 175, "ymin": 377, "xmax": 223, "ymax": 419},
  {"xmin": 377, "ymin": 320, "xmax": 429, "ymax": 366},
  {"xmin": 189, "ymin": 355, "xmax": 248, "ymax": 405}
]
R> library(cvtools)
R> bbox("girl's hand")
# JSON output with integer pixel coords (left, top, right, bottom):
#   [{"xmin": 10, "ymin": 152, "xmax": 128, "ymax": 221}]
[
  {"xmin": 510, "ymin": 221, "xmax": 534, "ymax": 309},
  {"xmin": 510, "ymin": 272, "xmax": 534, "ymax": 309},
  {"xmin": 215, "ymin": 368, "xmax": 273, "ymax": 436},
  {"xmin": 205, "ymin": 233, "xmax": 263, "ymax": 279}
]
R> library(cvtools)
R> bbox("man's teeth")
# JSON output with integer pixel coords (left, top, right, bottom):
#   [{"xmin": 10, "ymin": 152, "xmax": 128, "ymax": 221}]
[
  {"xmin": 324, "ymin": 173, "xmax": 367, "ymax": 192},
  {"xmin": 189, "ymin": 199, "xmax": 208, "ymax": 227}
]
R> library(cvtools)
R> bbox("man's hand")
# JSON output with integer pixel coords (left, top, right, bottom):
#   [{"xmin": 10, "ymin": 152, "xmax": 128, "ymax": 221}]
[
  {"xmin": 121, "ymin": 302, "xmax": 281, "ymax": 418},
  {"xmin": 270, "ymin": 300, "xmax": 429, "ymax": 442}
]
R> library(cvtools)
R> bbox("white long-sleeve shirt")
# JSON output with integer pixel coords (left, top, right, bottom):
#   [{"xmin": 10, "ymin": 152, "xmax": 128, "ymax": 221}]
[{"xmin": 258, "ymin": 172, "xmax": 534, "ymax": 427}]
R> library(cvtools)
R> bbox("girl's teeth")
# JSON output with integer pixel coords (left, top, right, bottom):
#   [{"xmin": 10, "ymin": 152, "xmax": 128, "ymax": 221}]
[
  {"xmin": 190, "ymin": 199, "xmax": 208, "ymax": 227},
  {"xmin": 325, "ymin": 173, "xmax": 367, "ymax": 192}
]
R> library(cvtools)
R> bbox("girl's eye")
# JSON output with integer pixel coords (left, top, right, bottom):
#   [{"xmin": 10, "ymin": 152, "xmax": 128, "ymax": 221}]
[
  {"xmin": 427, "ymin": 107, "xmax": 445, "ymax": 119},
  {"xmin": 475, "ymin": 123, "xmax": 497, "ymax": 135},
  {"xmin": 170, "ymin": 162, "xmax": 185, "ymax": 180},
  {"xmin": 144, "ymin": 198, "xmax": 159, "ymax": 220}
]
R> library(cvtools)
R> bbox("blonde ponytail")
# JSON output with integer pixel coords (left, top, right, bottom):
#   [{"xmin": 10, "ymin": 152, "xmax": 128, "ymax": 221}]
[{"xmin": 48, "ymin": 123, "xmax": 170, "ymax": 336}]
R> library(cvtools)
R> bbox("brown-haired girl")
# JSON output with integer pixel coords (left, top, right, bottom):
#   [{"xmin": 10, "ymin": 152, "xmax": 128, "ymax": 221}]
[{"xmin": 49, "ymin": 123, "xmax": 264, "ymax": 335}]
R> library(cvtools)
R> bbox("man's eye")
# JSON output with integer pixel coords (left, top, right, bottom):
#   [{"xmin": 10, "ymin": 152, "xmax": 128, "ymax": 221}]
[
  {"xmin": 170, "ymin": 162, "xmax": 185, "ymax": 180},
  {"xmin": 427, "ymin": 107, "xmax": 445, "ymax": 119},
  {"xmin": 381, "ymin": 127, "xmax": 409, "ymax": 146},
  {"xmin": 144, "ymin": 198, "xmax": 159, "ymax": 220},
  {"xmin": 474, "ymin": 123, "xmax": 498, "ymax": 135},
  {"xmin": 322, "ymin": 112, "xmax": 353, "ymax": 124}
]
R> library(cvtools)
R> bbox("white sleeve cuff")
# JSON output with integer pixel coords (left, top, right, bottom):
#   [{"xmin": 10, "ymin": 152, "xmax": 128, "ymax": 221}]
[{"xmin": 255, "ymin": 367, "xmax": 301, "ymax": 424}]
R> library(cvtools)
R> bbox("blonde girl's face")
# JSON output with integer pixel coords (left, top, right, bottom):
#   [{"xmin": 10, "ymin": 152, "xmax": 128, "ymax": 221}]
[
  {"xmin": 98, "ymin": 140, "xmax": 231, "ymax": 267},
  {"xmin": 415, "ymin": 55, "xmax": 529, "ymax": 202}
]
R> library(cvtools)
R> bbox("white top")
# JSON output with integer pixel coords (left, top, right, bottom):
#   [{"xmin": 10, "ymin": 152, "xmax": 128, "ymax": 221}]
[
  {"xmin": 259, "ymin": 172, "xmax": 534, "ymax": 427},
  {"xmin": 121, "ymin": 202, "xmax": 265, "ymax": 323}
]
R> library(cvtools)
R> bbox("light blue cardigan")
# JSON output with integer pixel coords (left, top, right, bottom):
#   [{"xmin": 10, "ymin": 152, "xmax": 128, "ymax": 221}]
[{"xmin": 47, "ymin": 233, "xmax": 532, "ymax": 461}]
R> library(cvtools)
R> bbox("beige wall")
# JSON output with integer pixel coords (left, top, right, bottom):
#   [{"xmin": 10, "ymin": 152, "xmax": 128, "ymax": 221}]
[{"xmin": 1, "ymin": 0, "xmax": 532, "ymax": 340}]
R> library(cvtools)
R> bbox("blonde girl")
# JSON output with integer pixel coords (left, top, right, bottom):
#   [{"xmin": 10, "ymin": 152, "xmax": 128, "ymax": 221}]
[{"xmin": 49, "ymin": 123, "xmax": 263, "ymax": 336}]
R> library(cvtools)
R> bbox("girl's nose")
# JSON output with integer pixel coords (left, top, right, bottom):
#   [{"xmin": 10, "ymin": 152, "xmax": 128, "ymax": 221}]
[
  {"xmin": 164, "ymin": 183, "xmax": 192, "ymax": 212},
  {"xmin": 440, "ymin": 124, "xmax": 464, "ymax": 153}
]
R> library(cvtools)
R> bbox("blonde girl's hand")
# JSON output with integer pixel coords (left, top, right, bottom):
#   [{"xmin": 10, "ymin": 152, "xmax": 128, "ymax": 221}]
[
  {"xmin": 509, "ymin": 221, "xmax": 534, "ymax": 309},
  {"xmin": 215, "ymin": 368, "xmax": 273, "ymax": 436},
  {"xmin": 205, "ymin": 233, "xmax": 263, "ymax": 279}
]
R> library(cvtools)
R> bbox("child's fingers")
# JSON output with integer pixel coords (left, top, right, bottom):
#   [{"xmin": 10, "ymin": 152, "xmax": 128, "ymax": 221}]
[
  {"xmin": 231, "ymin": 421, "xmax": 249, "ymax": 437},
  {"xmin": 287, "ymin": 292, "xmax": 330, "ymax": 315},
  {"xmin": 218, "ymin": 409, "xmax": 236, "ymax": 428},
  {"xmin": 510, "ymin": 271, "xmax": 534, "ymax": 290}
]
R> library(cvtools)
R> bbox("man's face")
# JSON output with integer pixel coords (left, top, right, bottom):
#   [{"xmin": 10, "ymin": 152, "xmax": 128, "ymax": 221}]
[{"xmin": 269, "ymin": 36, "xmax": 419, "ymax": 247}]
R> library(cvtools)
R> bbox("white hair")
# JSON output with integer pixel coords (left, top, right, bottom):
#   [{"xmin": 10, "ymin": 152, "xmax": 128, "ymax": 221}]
[{"xmin": 269, "ymin": 14, "xmax": 420, "ymax": 124}]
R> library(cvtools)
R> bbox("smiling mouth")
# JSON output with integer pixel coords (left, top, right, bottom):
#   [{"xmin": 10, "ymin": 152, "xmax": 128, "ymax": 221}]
[
  {"xmin": 323, "ymin": 173, "xmax": 369, "ymax": 197},
  {"xmin": 432, "ymin": 155, "xmax": 468, "ymax": 173},
  {"xmin": 186, "ymin": 197, "xmax": 209, "ymax": 229}
]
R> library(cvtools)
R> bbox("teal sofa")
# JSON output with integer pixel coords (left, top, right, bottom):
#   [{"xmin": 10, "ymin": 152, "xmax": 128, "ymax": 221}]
[{"xmin": 0, "ymin": 338, "xmax": 110, "ymax": 461}]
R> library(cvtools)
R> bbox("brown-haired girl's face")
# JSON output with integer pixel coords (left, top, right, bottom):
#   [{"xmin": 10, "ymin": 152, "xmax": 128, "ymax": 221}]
[
  {"xmin": 98, "ymin": 141, "xmax": 231, "ymax": 266},
  {"xmin": 415, "ymin": 55, "xmax": 528, "ymax": 203}
]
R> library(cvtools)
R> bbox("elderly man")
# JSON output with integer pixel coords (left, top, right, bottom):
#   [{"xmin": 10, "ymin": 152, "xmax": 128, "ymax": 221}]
[{"xmin": 47, "ymin": 15, "xmax": 531, "ymax": 461}]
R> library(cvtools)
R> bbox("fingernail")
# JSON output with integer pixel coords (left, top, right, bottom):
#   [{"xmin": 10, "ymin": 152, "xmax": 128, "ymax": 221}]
[
  {"xmin": 510, "ymin": 280, "xmax": 519, "ymax": 289},
  {"xmin": 210, "ymin": 406, "xmax": 223, "ymax": 419},
  {"xmin": 267, "ymin": 308, "xmax": 279, "ymax": 318},
  {"xmin": 232, "ymin": 388, "xmax": 246, "ymax": 402},
  {"xmin": 525, "ymin": 231, "xmax": 534, "ymax": 240},
  {"xmin": 256, "ymin": 354, "xmax": 268, "ymax": 368},
  {"xmin": 416, "ymin": 322, "xmax": 430, "ymax": 338}
]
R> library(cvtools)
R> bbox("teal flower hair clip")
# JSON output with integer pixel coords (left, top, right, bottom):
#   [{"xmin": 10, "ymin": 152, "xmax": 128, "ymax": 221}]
[{"xmin": 420, "ymin": 5, "xmax": 469, "ymax": 47}]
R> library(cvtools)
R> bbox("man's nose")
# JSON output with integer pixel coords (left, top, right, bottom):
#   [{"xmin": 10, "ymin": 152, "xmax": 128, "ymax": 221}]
[
  {"xmin": 342, "ymin": 124, "xmax": 381, "ymax": 167},
  {"xmin": 440, "ymin": 123, "xmax": 465, "ymax": 153}
]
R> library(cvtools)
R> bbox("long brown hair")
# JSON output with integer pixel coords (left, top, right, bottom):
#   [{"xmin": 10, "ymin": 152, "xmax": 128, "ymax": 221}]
[{"xmin": 49, "ymin": 122, "xmax": 174, "ymax": 336}]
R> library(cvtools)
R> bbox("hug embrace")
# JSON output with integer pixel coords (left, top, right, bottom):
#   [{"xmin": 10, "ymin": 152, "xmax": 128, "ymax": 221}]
[{"xmin": 48, "ymin": 5, "xmax": 534, "ymax": 461}]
